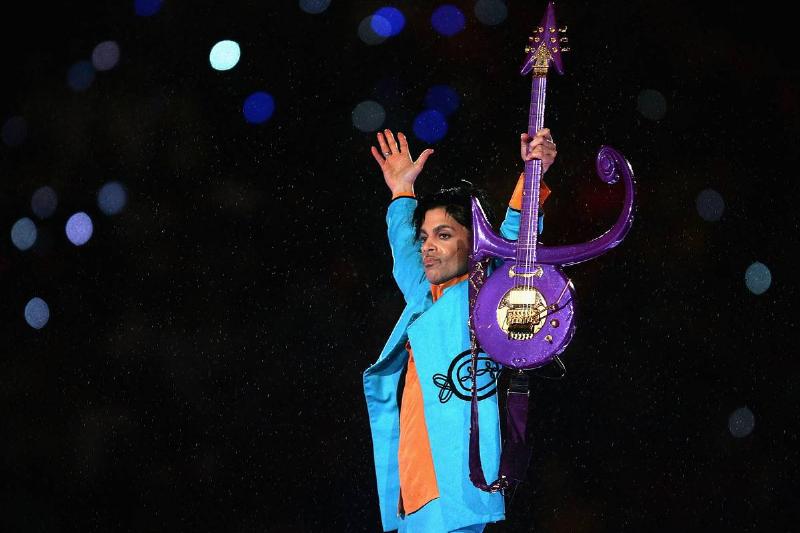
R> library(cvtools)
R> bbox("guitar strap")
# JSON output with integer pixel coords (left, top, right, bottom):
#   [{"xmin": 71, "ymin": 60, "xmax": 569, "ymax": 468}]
[
  {"xmin": 467, "ymin": 257, "xmax": 566, "ymax": 493},
  {"xmin": 467, "ymin": 259, "xmax": 533, "ymax": 493}
]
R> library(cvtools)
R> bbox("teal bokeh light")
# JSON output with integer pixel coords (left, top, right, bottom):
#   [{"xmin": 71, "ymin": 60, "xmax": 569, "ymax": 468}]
[{"xmin": 209, "ymin": 40, "xmax": 241, "ymax": 71}]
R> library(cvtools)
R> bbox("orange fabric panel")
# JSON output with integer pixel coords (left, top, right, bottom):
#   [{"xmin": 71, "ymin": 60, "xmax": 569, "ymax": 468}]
[
  {"xmin": 397, "ymin": 274, "xmax": 468, "ymax": 515},
  {"xmin": 509, "ymin": 172, "xmax": 551, "ymax": 210},
  {"xmin": 398, "ymin": 345, "xmax": 440, "ymax": 515}
]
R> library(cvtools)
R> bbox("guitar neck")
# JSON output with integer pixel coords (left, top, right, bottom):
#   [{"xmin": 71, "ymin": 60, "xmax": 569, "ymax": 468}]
[{"xmin": 516, "ymin": 75, "xmax": 547, "ymax": 268}]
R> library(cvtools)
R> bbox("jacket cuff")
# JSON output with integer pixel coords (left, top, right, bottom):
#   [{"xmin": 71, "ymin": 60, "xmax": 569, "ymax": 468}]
[
  {"xmin": 389, "ymin": 193, "xmax": 416, "ymax": 204},
  {"xmin": 509, "ymin": 172, "xmax": 551, "ymax": 210}
]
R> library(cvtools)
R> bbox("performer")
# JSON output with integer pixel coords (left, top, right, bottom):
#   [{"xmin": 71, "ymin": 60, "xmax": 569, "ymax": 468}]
[{"xmin": 364, "ymin": 128, "xmax": 556, "ymax": 532}]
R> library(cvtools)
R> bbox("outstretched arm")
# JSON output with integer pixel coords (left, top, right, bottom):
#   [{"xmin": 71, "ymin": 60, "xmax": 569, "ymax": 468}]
[{"xmin": 370, "ymin": 129, "xmax": 434, "ymax": 300}]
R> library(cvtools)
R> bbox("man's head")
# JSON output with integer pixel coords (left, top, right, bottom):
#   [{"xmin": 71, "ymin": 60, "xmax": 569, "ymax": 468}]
[{"xmin": 412, "ymin": 183, "xmax": 494, "ymax": 285}]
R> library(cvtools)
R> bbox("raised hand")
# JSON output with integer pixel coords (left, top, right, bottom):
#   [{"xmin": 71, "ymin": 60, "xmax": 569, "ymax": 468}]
[
  {"xmin": 520, "ymin": 128, "xmax": 557, "ymax": 173},
  {"xmin": 370, "ymin": 129, "xmax": 434, "ymax": 197}
]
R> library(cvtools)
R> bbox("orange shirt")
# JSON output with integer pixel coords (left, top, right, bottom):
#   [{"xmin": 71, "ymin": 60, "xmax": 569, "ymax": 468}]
[{"xmin": 398, "ymin": 274, "xmax": 468, "ymax": 515}]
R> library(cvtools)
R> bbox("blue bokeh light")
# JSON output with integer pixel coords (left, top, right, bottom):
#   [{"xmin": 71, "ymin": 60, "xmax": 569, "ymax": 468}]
[
  {"xmin": 369, "ymin": 15, "xmax": 392, "ymax": 38},
  {"xmin": 696, "ymin": 188, "xmax": 725, "ymax": 221},
  {"xmin": 728, "ymin": 407, "xmax": 755, "ymax": 438},
  {"xmin": 92, "ymin": 41, "xmax": 121, "ymax": 71},
  {"xmin": 431, "ymin": 5, "xmax": 466, "ymax": 37},
  {"xmin": 25, "ymin": 297, "xmax": 50, "ymax": 330},
  {"xmin": 66, "ymin": 212, "xmax": 94, "ymax": 246},
  {"xmin": 424, "ymin": 85, "xmax": 460, "ymax": 116},
  {"xmin": 372, "ymin": 7, "xmax": 405, "ymax": 37},
  {"xmin": 11, "ymin": 217, "xmax": 37, "ymax": 251},
  {"xmin": 135, "ymin": 0, "xmax": 163, "ymax": 16},
  {"xmin": 2, "ymin": 116, "xmax": 28, "ymax": 147},
  {"xmin": 299, "ymin": 0, "xmax": 331, "ymax": 14},
  {"xmin": 413, "ymin": 109, "xmax": 448, "ymax": 143},
  {"xmin": 31, "ymin": 186, "xmax": 58, "ymax": 219},
  {"xmin": 98, "ymin": 181, "xmax": 128, "ymax": 215},
  {"xmin": 209, "ymin": 40, "xmax": 241, "ymax": 71},
  {"xmin": 243, "ymin": 92, "xmax": 276, "ymax": 124},
  {"xmin": 745, "ymin": 262, "xmax": 771, "ymax": 295},
  {"xmin": 67, "ymin": 61, "xmax": 96, "ymax": 92}
]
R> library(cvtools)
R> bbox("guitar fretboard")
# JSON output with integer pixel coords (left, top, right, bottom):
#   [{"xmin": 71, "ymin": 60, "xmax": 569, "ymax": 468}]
[{"xmin": 515, "ymin": 75, "xmax": 547, "ymax": 271}]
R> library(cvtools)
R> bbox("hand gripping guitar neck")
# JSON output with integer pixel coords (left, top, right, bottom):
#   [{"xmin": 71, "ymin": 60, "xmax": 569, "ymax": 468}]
[{"xmin": 468, "ymin": 1, "xmax": 636, "ymax": 493}]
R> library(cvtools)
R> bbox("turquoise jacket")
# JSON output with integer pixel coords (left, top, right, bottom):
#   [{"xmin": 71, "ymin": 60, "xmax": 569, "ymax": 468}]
[{"xmin": 363, "ymin": 197, "xmax": 532, "ymax": 532}]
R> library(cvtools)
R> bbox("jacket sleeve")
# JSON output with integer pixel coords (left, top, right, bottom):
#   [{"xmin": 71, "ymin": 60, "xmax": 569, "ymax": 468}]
[
  {"xmin": 499, "ymin": 209, "xmax": 544, "ymax": 240},
  {"xmin": 386, "ymin": 196, "xmax": 425, "ymax": 301}
]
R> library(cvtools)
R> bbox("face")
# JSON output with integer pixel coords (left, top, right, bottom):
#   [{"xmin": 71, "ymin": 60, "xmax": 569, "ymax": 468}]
[{"xmin": 419, "ymin": 207, "xmax": 471, "ymax": 285}]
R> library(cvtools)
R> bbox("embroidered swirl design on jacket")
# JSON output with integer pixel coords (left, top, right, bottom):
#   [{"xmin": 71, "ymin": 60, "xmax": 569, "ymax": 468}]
[{"xmin": 432, "ymin": 349, "xmax": 500, "ymax": 403}]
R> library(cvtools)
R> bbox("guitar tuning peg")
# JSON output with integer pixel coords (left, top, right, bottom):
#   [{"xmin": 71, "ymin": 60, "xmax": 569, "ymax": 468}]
[
  {"xmin": 558, "ymin": 26, "xmax": 568, "ymax": 33},
  {"xmin": 560, "ymin": 47, "xmax": 571, "ymax": 52},
  {"xmin": 560, "ymin": 37, "xmax": 569, "ymax": 43},
  {"xmin": 525, "ymin": 46, "xmax": 532, "ymax": 53}
]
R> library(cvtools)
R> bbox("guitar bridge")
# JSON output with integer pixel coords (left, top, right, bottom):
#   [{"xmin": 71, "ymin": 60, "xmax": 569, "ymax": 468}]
[
  {"xmin": 497, "ymin": 286, "xmax": 548, "ymax": 340},
  {"xmin": 505, "ymin": 307, "xmax": 543, "ymax": 340}
]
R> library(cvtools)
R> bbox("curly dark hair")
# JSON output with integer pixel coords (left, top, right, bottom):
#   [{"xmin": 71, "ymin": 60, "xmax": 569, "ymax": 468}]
[{"xmin": 412, "ymin": 180, "xmax": 496, "ymax": 240}]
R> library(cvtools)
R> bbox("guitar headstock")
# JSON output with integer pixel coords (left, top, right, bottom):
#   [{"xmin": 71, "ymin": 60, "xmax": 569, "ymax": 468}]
[{"xmin": 520, "ymin": 1, "xmax": 569, "ymax": 77}]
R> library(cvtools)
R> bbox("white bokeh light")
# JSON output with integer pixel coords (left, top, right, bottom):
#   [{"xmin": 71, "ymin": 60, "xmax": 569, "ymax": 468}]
[
  {"xmin": 92, "ymin": 41, "xmax": 121, "ymax": 71},
  {"xmin": 637, "ymin": 89, "xmax": 667, "ymax": 121},
  {"xmin": 475, "ymin": 0, "xmax": 508, "ymax": 26},
  {"xmin": 745, "ymin": 262, "xmax": 771, "ymax": 295},
  {"xmin": 352, "ymin": 101, "xmax": 386, "ymax": 132},
  {"xmin": 11, "ymin": 217, "xmax": 37, "ymax": 250}
]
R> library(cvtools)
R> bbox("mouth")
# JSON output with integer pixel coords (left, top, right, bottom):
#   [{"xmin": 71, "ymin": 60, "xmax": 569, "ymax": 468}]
[{"xmin": 423, "ymin": 257, "xmax": 438, "ymax": 268}]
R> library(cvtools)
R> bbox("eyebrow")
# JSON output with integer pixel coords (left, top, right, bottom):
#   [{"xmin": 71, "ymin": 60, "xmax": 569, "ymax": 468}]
[{"xmin": 420, "ymin": 224, "xmax": 455, "ymax": 235}]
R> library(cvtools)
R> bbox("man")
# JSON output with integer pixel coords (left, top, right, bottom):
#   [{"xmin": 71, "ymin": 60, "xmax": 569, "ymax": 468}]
[{"xmin": 364, "ymin": 128, "xmax": 556, "ymax": 532}]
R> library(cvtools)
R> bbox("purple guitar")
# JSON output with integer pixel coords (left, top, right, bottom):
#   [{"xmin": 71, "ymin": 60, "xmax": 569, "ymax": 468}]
[
  {"xmin": 467, "ymin": 1, "xmax": 636, "ymax": 495},
  {"xmin": 469, "ymin": 2, "xmax": 636, "ymax": 370}
]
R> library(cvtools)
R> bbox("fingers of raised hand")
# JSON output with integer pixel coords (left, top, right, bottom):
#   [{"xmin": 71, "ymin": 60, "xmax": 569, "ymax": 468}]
[
  {"xmin": 370, "ymin": 145, "xmax": 387, "ymax": 166},
  {"xmin": 398, "ymin": 132, "xmax": 410, "ymax": 154},
  {"xmin": 377, "ymin": 129, "xmax": 405, "ymax": 159},
  {"xmin": 384, "ymin": 129, "xmax": 400, "ymax": 154},
  {"xmin": 377, "ymin": 131, "xmax": 392, "ymax": 157},
  {"xmin": 524, "ymin": 145, "xmax": 557, "ymax": 161},
  {"xmin": 535, "ymin": 127, "xmax": 552, "ymax": 141}
]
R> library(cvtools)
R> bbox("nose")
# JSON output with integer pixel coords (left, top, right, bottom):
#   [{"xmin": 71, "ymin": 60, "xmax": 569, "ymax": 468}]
[{"xmin": 421, "ymin": 239, "xmax": 436, "ymax": 254}]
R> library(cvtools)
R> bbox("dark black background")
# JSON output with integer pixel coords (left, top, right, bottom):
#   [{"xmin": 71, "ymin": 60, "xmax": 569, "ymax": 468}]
[{"xmin": 2, "ymin": 1, "xmax": 798, "ymax": 531}]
